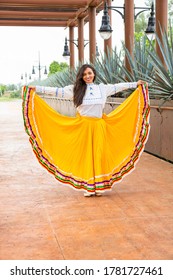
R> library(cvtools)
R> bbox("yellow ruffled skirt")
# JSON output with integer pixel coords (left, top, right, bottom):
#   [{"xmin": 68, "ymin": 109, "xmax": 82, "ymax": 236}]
[{"xmin": 22, "ymin": 85, "xmax": 150, "ymax": 193}]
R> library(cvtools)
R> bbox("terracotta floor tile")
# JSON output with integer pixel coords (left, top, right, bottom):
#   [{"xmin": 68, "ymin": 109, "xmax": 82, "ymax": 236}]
[{"xmin": 0, "ymin": 101, "xmax": 173, "ymax": 260}]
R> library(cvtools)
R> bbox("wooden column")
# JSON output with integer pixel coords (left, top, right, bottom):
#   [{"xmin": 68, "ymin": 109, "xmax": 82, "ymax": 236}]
[
  {"xmin": 88, "ymin": 6, "xmax": 96, "ymax": 63},
  {"xmin": 124, "ymin": 0, "xmax": 134, "ymax": 72},
  {"xmin": 156, "ymin": 0, "xmax": 168, "ymax": 63},
  {"xmin": 104, "ymin": 0, "xmax": 112, "ymax": 56},
  {"xmin": 69, "ymin": 26, "xmax": 75, "ymax": 68},
  {"xmin": 78, "ymin": 18, "xmax": 84, "ymax": 63}
]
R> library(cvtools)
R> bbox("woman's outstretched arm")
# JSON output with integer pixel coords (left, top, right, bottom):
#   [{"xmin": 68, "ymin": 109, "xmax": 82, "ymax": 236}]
[
  {"xmin": 102, "ymin": 80, "xmax": 148, "ymax": 97},
  {"xmin": 33, "ymin": 85, "xmax": 74, "ymax": 99}
]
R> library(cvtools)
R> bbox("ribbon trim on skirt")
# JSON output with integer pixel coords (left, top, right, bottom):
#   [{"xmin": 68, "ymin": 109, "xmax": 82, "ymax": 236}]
[{"xmin": 22, "ymin": 85, "xmax": 150, "ymax": 193}]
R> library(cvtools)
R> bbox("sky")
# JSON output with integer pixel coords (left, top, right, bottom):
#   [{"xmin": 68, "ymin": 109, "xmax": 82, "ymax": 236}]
[{"xmin": 0, "ymin": 0, "xmax": 147, "ymax": 85}]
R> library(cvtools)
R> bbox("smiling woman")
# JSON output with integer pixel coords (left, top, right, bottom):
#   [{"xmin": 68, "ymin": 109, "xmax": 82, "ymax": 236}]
[{"xmin": 22, "ymin": 63, "xmax": 150, "ymax": 197}]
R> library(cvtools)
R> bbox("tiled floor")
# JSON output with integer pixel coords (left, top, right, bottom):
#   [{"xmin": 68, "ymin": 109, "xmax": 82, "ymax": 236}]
[{"xmin": 0, "ymin": 101, "xmax": 173, "ymax": 260}]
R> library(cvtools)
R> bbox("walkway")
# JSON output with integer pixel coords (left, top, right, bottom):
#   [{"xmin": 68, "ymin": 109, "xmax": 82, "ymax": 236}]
[{"xmin": 0, "ymin": 100, "xmax": 173, "ymax": 260}]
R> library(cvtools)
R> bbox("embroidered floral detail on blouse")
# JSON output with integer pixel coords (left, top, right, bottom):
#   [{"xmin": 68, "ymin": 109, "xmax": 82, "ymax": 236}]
[
  {"xmin": 56, "ymin": 88, "xmax": 58, "ymax": 97},
  {"xmin": 89, "ymin": 87, "xmax": 93, "ymax": 95},
  {"xmin": 62, "ymin": 88, "xmax": 64, "ymax": 97}
]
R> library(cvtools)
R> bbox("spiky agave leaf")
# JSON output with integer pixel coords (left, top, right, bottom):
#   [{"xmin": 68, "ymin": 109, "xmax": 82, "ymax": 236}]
[
  {"xmin": 112, "ymin": 36, "xmax": 155, "ymax": 97},
  {"xmin": 46, "ymin": 67, "xmax": 77, "ymax": 87},
  {"xmin": 93, "ymin": 47, "xmax": 123, "ymax": 84},
  {"xmin": 147, "ymin": 26, "xmax": 173, "ymax": 98},
  {"xmin": 121, "ymin": 36, "xmax": 155, "ymax": 82}
]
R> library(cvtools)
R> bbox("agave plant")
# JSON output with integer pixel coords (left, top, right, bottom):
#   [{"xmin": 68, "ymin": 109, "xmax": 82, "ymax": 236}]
[
  {"xmin": 31, "ymin": 25, "xmax": 173, "ymax": 102},
  {"xmin": 119, "ymin": 26, "xmax": 173, "ymax": 100},
  {"xmin": 47, "ymin": 67, "xmax": 76, "ymax": 87},
  {"xmin": 147, "ymin": 26, "xmax": 173, "ymax": 100},
  {"xmin": 30, "ymin": 66, "xmax": 78, "ymax": 87},
  {"xmin": 116, "ymin": 36, "xmax": 155, "ymax": 89},
  {"xmin": 93, "ymin": 46, "xmax": 124, "ymax": 85},
  {"xmin": 34, "ymin": 48, "xmax": 124, "ymax": 88},
  {"xmin": 93, "ymin": 36, "xmax": 155, "ymax": 98}
]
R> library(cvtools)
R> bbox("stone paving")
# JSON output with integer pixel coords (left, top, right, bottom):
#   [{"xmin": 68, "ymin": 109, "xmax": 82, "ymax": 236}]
[{"xmin": 0, "ymin": 100, "xmax": 173, "ymax": 260}]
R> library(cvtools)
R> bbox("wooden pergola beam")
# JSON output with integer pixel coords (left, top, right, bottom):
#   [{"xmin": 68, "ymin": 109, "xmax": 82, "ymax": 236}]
[
  {"xmin": 0, "ymin": 0, "xmax": 104, "ymax": 67},
  {"xmin": 0, "ymin": 0, "xmax": 88, "ymax": 5},
  {"xmin": 0, "ymin": 20, "xmax": 68, "ymax": 26},
  {"xmin": 0, "ymin": 10, "xmax": 77, "ymax": 19}
]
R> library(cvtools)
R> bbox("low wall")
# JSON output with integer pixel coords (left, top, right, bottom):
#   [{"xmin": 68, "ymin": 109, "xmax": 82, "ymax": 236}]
[
  {"xmin": 106, "ymin": 98, "xmax": 173, "ymax": 162},
  {"xmin": 42, "ymin": 96, "xmax": 76, "ymax": 116},
  {"xmin": 42, "ymin": 96, "xmax": 173, "ymax": 162},
  {"xmin": 145, "ymin": 99, "xmax": 173, "ymax": 163}
]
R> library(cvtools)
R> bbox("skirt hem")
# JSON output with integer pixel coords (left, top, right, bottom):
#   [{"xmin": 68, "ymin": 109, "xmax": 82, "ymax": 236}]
[{"xmin": 22, "ymin": 85, "xmax": 150, "ymax": 192}]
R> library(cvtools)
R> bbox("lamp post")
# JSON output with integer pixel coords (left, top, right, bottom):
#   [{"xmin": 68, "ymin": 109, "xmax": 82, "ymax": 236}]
[
  {"xmin": 62, "ymin": 37, "xmax": 70, "ymax": 59},
  {"xmin": 62, "ymin": 37, "xmax": 100, "ymax": 59},
  {"xmin": 145, "ymin": 2, "xmax": 155, "ymax": 39},
  {"xmin": 32, "ymin": 51, "xmax": 47, "ymax": 81},
  {"xmin": 99, "ymin": 1, "xmax": 155, "ymax": 39},
  {"xmin": 21, "ymin": 72, "xmax": 31, "ymax": 84},
  {"xmin": 96, "ymin": 44, "xmax": 100, "ymax": 57},
  {"xmin": 98, "ymin": 1, "xmax": 113, "ymax": 40}
]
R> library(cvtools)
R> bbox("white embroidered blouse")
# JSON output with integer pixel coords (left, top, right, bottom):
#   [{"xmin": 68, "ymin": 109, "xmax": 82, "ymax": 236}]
[{"xmin": 36, "ymin": 82, "xmax": 137, "ymax": 118}]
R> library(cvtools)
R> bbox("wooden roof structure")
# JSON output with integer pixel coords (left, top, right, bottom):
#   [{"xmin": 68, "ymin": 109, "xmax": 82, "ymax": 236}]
[
  {"xmin": 0, "ymin": 1, "xmax": 168, "ymax": 69},
  {"xmin": 0, "ymin": 0, "xmax": 104, "ymax": 27}
]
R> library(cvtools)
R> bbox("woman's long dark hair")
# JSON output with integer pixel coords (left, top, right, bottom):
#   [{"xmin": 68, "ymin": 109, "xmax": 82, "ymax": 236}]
[{"xmin": 73, "ymin": 64, "xmax": 96, "ymax": 107}]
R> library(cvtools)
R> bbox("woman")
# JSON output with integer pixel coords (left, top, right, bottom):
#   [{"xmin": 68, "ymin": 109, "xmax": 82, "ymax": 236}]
[{"xmin": 22, "ymin": 64, "xmax": 150, "ymax": 197}]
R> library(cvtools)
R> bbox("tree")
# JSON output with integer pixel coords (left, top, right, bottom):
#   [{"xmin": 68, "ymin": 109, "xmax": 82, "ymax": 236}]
[
  {"xmin": 0, "ymin": 84, "xmax": 6, "ymax": 96},
  {"xmin": 134, "ymin": 0, "xmax": 152, "ymax": 39},
  {"xmin": 169, "ymin": 0, "xmax": 173, "ymax": 9},
  {"xmin": 135, "ymin": 13, "xmax": 148, "ymax": 35},
  {"xmin": 135, "ymin": 0, "xmax": 173, "ymax": 42},
  {"xmin": 48, "ymin": 61, "xmax": 68, "ymax": 76},
  {"xmin": 168, "ymin": 0, "xmax": 173, "ymax": 19},
  {"xmin": 6, "ymin": 84, "xmax": 17, "ymax": 91}
]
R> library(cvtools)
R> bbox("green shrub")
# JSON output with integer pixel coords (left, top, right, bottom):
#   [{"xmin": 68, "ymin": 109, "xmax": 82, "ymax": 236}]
[{"xmin": 10, "ymin": 91, "xmax": 21, "ymax": 98}]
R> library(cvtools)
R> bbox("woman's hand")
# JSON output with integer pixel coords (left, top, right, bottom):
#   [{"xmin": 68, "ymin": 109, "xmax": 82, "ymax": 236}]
[
  {"xmin": 29, "ymin": 85, "xmax": 36, "ymax": 90},
  {"xmin": 137, "ymin": 80, "xmax": 148, "ymax": 86}
]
